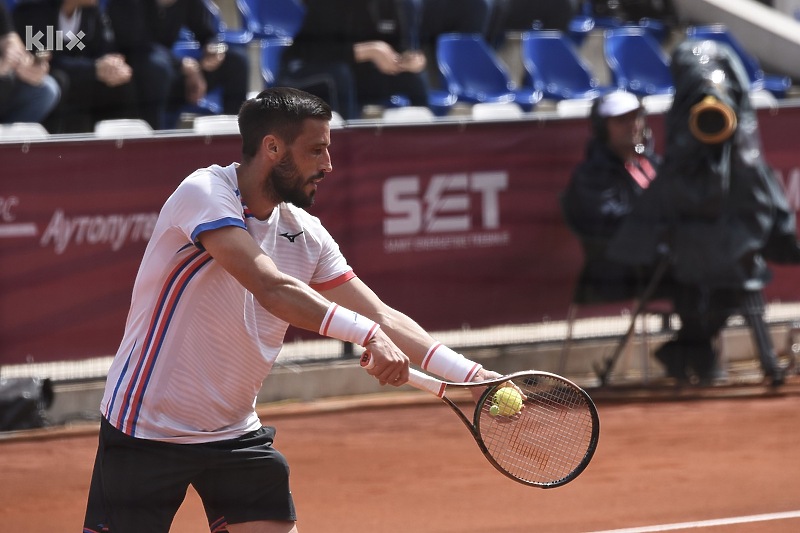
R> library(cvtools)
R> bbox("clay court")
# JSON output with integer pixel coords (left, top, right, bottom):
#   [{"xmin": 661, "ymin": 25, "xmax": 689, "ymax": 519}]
[{"xmin": 2, "ymin": 379, "xmax": 800, "ymax": 533}]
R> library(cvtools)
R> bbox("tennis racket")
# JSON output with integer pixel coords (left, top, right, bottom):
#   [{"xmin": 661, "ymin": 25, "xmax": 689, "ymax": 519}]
[{"xmin": 362, "ymin": 356, "xmax": 600, "ymax": 488}]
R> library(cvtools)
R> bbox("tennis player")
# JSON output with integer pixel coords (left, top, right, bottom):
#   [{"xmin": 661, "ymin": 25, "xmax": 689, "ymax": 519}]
[{"xmin": 82, "ymin": 86, "xmax": 500, "ymax": 533}]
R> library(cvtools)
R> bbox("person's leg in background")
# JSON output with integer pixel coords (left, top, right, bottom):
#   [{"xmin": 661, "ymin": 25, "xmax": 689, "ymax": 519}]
[
  {"xmin": 354, "ymin": 62, "xmax": 430, "ymax": 109},
  {"xmin": 93, "ymin": 80, "xmax": 139, "ymax": 126},
  {"xmin": 278, "ymin": 61, "xmax": 359, "ymax": 120},
  {"xmin": 0, "ymin": 75, "xmax": 60, "ymax": 125},
  {"xmin": 657, "ymin": 284, "xmax": 735, "ymax": 383},
  {"xmin": 41, "ymin": 69, "xmax": 70, "ymax": 133},
  {"xmin": 204, "ymin": 45, "xmax": 250, "ymax": 115},
  {"xmin": 125, "ymin": 45, "xmax": 176, "ymax": 130}
]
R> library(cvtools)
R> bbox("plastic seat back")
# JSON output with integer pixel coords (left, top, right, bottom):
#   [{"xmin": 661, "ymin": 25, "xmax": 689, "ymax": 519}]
[
  {"xmin": 237, "ymin": 0, "xmax": 306, "ymax": 40},
  {"xmin": 521, "ymin": 30, "xmax": 606, "ymax": 100},
  {"xmin": 259, "ymin": 37, "xmax": 293, "ymax": 87},
  {"xmin": 686, "ymin": 25, "xmax": 762, "ymax": 81},
  {"xmin": 436, "ymin": 33, "xmax": 515, "ymax": 103},
  {"xmin": 604, "ymin": 27, "xmax": 674, "ymax": 96}
]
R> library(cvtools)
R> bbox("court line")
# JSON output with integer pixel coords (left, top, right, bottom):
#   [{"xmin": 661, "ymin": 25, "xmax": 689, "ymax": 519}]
[{"xmin": 587, "ymin": 510, "xmax": 800, "ymax": 532}]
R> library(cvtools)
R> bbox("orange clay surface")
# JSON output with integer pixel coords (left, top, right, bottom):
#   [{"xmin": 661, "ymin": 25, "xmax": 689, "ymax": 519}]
[{"xmin": 2, "ymin": 380, "xmax": 800, "ymax": 533}]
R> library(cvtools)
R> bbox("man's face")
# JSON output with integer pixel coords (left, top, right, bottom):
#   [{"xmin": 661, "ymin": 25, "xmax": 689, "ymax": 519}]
[
  {"xmin": 268, "ymin": 119, "xmax": 332, "ymax": 208},
  {"xmin": 606, "ymin": 109, "xmax": 646, "ymax": 159}
]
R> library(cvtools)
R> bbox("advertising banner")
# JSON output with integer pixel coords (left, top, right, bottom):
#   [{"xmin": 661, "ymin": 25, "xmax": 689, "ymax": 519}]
[{"xmin": 2, "ymin": 108, "xmax": 799, "ymax": 365}]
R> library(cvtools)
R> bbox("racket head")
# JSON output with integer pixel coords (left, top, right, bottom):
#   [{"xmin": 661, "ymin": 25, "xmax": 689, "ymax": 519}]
[{"xmin": 473, "ymin": 371, "xmax": 600, "ymax": 488}]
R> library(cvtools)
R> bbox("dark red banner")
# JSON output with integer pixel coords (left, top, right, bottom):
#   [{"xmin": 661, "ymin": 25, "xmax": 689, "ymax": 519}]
[{"xmin": 2, "ymin": 108, "xmax": 800, "ymax": 365}]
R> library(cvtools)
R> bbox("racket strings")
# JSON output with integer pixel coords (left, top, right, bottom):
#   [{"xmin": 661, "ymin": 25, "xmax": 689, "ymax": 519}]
[{"xmin": 478, "ymin": 376, "xmax": 597, "ymax": 486}]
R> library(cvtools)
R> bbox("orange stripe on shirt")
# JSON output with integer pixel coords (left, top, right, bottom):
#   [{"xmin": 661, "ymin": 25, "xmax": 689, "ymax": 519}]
[{"xmin": 311, "ymin": 270, "xmax": 356, "ymax": 291}]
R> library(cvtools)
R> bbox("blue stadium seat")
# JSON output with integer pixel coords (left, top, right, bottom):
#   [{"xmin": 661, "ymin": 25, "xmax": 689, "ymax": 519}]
[
  {"xmin": 171, "ymin": 0, "xmax": 253, "ymax": 47},
  {"xmin": 567, "ymin": 0, "xmax": 624, "ymax": 45},
  {"xmin": 259, "ymin": 37, "xmax": 293, "ymax": 87},
  {"xmin": 685, "ymin": 24, "xmax": 792, "ymax": 98},
  {"xmin": 520, "ymin": 30, "xmax": 613, "ymax": 101},
  {"xmin": 236, "ymin": 0, "xmax": 306, "ymax": 41},
  {"xmin": 207, "ymin": 0, "xmax": 253, "ymax": 46},
  {"xmin": 428, "ymin": 89, "xmax": 457, "ymax": 117},
  {"xmin": 637, "ymin": 17, "xmax": 669, "ymax": 43},
  {"xmin": 603, "ymin": 27, "xmax": 674, "ymax": 97},
  {"xmin": 436, "ymin": 33, "xmax": 542, "ymax": 111}
]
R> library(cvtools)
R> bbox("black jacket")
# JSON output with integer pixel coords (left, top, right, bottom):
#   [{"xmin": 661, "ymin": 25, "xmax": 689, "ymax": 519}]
[
  {"xmin": 281, "ymin": 0, "xmax": 411, "ymax": 70},
  {"xmin": 106, "ymin": 0, "xmax": 218, "ymax": 53},
  {"xmin": 562, "ymin": 138, "xmax": 660, "ymax": 302}
]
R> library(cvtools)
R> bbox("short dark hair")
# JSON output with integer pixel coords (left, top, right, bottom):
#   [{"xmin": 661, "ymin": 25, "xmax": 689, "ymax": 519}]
[{"xmin": 238, "ymin": 87, "xmax": 333, "ymax": 160}]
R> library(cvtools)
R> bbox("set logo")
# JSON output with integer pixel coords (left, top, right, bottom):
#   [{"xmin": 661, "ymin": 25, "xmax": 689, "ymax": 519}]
[
  {"xmin": 24, "ymin": 26, "xmax": 85, "ymax": 52},
  {"xmin": 382, "ymin": 172, "xmax": 510, "ymax": 253},
  {"xmin": 383, "ymin": 172, "xmax": 508, "ymax": 236}
]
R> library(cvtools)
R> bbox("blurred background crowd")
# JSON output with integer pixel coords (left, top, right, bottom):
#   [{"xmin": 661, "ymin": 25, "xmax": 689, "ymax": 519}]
[
  {"xmin": 0, "ymin": 0, "xmax": 685, "ymax": 133},
  {"xmin": 0, "ymin": 0, "xmax": 797, "ymax": 131}
]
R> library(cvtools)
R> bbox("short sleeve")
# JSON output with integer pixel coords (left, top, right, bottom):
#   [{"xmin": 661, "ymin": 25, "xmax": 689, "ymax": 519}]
[
  {"xmin": 308, "ymin": 218, "xmax": 352, "ymax": 287},
  {"xmin": 166, "ymin": 168, "xmax": 246, "ymax": 248}
]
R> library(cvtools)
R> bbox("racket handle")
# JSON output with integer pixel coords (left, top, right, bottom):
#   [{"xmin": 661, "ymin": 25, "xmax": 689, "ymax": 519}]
[
  {"xmin": 408, "ymin": 368, "xmax": 447, "ymax": 397},
  {"xmin": 360, "ymin": 353, "xmax": 446, "ymax": 397}
]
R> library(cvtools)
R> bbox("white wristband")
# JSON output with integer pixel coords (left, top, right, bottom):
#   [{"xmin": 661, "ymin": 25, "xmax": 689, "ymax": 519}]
[
  {"xmin": 319, "ymin": 303, "xmax": 380, "ymax": 346},
  {"xmin": 421, "ymin": 342, "xmax": 482, "ymax": 383}
]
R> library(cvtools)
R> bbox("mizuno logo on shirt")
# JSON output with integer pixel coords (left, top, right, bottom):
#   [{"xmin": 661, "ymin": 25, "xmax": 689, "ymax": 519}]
[{"xmin": 280, "ymin": 231, "xmax": 304, "ymax": 242}]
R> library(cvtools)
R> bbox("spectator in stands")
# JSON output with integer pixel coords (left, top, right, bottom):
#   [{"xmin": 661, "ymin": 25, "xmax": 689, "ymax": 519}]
[
  {"xmin": 561, "ymin": 90, "xmax": 660, "ymax": 304},
  {"xmin": 12, "ymin": 0, "xmax": 138, "ymax": 134},
  {"xmin": 589, "ymin": 0, "xmax": 678, "ymax": 28},
  {"xmin": 105, "ymin": 0, "xmax": 249, "ymax": 129},
  {"xmin": 487, "ymin": 0, "xmax": 576, "ymax": 46},
  {"xmin": 0, "ymin": 2, "xmax": 60, "ymax": 126},
  {"xmin": 417, "ymin": 0, "xmax": 494, "ymax": 45},
  {"xmin": 278, "ymin": 0, "xmax": 429, "ymax": 120}
]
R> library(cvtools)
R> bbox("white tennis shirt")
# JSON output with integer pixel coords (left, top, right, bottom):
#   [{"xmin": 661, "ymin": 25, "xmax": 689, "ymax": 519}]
[{"xmin": 102, "ymin": 163, "xmax": 353, "ymax": 443}]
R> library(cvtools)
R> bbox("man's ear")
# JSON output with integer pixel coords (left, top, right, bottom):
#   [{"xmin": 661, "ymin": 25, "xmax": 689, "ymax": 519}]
[{"xmin": 262, "ymin": 135, "xmax": 281, "ymax": 158}]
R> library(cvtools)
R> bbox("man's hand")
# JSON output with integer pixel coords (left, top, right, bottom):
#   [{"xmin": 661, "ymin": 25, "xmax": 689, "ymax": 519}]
[
  {"xmin": 95, "ymin": 54, "xmax": 132, "ymax": 87},
  {"xmin": 15, "ymin": 52, "xmax": 50, "ymax": 85},
  {"xmin": 200, "ymin": 42, "xmax": 227, "ymax": 72},
  {"xmin": 353, "ymin": 41, "xmax": 402, "ymax": 75},
  {"xmin": 468, "ymin": 367, "xmax": 502, "ymax": 403},
  {"xmin": 361, "ymin": 329, "xmax": 409, "ymax": 386},
  {"xmin": 397, "ymin": 50, "xmax": 426, "ymax": 74},
  {"xmin": 0, "ymin": 32, "xmax": 28, "ymax": 75},
  {"xmin": 181, "ymin": 56, "xmax": 207, "ymax": 104}
]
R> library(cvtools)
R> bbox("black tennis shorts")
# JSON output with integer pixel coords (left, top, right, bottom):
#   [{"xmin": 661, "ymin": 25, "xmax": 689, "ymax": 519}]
[{"xmin": 83, "ymin": 417, "xmax": 296, "ymax": 533}]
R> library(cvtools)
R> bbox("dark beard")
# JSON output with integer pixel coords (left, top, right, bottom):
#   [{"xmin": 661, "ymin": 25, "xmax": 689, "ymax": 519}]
[{"xmin": 268, "ymin": 153, "xmax": 317, "ymax": 208}]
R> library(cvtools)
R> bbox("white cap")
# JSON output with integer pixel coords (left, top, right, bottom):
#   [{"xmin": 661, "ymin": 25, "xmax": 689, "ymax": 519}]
[{"xmin": 597, "ymin": 91, "xmax": 641, "ymax": 117}]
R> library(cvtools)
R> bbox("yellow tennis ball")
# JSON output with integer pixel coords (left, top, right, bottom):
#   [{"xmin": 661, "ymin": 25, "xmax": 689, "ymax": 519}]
[{"xmin": 493, "ymin": 386, "xmax": 523, "ymax": 416}]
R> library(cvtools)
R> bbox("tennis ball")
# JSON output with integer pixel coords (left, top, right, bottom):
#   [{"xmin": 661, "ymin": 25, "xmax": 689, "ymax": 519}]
[
  {"xmin": 489, "ymin": 404, "xmax": 501, "ymax": 416},
  {"xmin": 493, "ymin": 386, "xmax": 523, "ymax": 417}
]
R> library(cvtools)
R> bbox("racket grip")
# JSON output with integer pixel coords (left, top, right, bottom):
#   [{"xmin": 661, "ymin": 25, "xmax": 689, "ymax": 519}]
[
  {"xmin": 408, "ymin": 368, "xmax": 446, "ymax": 398},
  {"xmin": 360, "ymin": 353, "xmax": 446, "ymax": 397}
]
